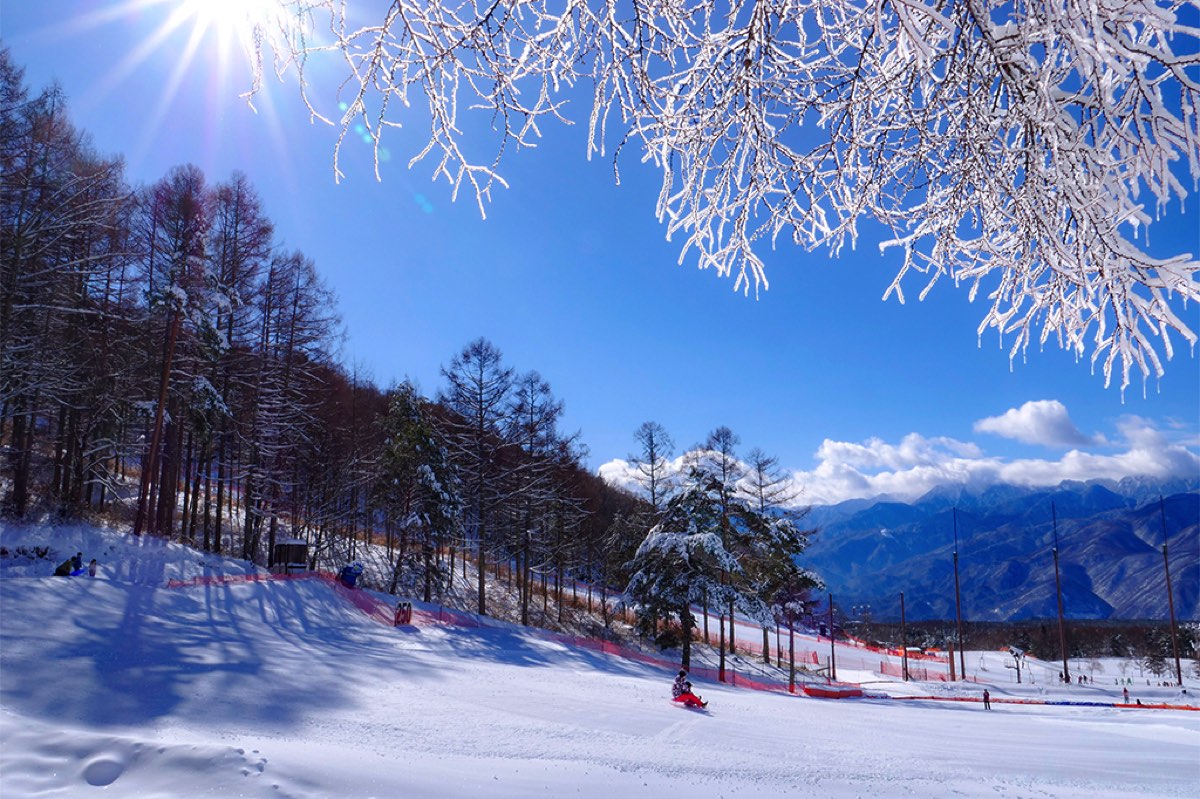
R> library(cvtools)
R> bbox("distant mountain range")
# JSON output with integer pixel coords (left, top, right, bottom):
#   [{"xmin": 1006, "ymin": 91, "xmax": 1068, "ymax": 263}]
[{"xmin": 800, "ymin": 478, "xmax": 1199, "ymax": 622}]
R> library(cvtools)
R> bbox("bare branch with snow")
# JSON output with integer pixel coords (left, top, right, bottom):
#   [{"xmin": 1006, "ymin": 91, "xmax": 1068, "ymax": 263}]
[{"xmin": 255, "ymin": 0, "xmax": 1200, "ymax": 389}]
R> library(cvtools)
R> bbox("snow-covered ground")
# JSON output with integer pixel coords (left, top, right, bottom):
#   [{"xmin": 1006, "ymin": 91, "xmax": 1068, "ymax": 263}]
[{"xmin": 2, "ymin": 522, "xmax": 1198, "ymax": 798}]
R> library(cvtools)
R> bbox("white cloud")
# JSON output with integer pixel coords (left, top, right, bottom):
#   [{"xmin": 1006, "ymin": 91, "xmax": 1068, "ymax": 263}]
[
  {"xmin": 597, "ymin": 413, "xmax": 1199, "ymax": 507},
  {"xmin": 973, "ymin": 400, "xmax": 1098, "ymax": 448},
  {"xmin": 597, "ymin": 458, "xmax": 638, "ymax": 493},
  {"xmin": 791, "ymin": 416, "xmax": 1198, "ymax": 505}
]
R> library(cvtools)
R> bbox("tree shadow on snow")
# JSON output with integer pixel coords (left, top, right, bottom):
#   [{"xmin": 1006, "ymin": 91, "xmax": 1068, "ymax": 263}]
[{"xmin": 5, "ymin": 580, "xmax": 353, "ymax": 731}]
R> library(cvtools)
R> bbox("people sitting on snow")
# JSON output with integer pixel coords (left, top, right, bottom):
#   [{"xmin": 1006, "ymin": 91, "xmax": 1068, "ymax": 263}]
[
  {"xmin": 54, "ymin": 552, "xmax": 90, "ymax": 577},
  {"xmin": 672, "ymin": 669, "xmax": 707, "ymax": 708}
]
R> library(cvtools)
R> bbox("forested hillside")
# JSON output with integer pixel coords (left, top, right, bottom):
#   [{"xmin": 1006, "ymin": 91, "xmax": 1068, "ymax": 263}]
[{"xmin": 0, "ymin": 49, "xmax": 646, "ymax": 618}]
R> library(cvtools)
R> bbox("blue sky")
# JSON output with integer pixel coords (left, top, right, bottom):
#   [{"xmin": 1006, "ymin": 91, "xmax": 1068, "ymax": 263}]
[{"xmin": 5, "ymin": 1, "xmax": 1198, "ymax": 504}]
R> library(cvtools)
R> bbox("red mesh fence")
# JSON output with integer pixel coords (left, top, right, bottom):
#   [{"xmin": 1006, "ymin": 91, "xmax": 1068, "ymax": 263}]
[
  {"xmin": 879, "ymin": 660, "xmax": 967, "ymax": 683},
  {"xmin": 161, "ymin": 572, "xmax": 1200, "ymax": 710}
]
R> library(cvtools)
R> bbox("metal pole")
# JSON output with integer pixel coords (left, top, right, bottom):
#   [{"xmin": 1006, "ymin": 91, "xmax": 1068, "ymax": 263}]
[
  {"xmin": 1160, "ymin": 496, "xmax": 1183, "ymax": 686},
  {"xmin": 718, "ymin": 613, "xmax": 726, "ymax": 683},
  {"xmin": 828, "ymin": 593, "xmax": 837, "ymax": 682},
  {"xmin": 952, "ymin": 508, "xmax": 966, "ymax": 682},
  {"xmin": 788, "ymin": 621, "xmax": 796, "ymax": 693},
  {"xmin": 900, "ymin": 591, "xmax": 909, "ymax": 682},
  {"xmin": 1052, "ymin": 503, "xmax": 1071, "ymax": 684}
]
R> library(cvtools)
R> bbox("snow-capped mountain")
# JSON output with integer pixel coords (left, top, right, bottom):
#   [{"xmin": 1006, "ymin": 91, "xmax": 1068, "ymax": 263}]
[{"xmin": 802, "ymin": 479, "xmax": 1199, "ymax": 622}]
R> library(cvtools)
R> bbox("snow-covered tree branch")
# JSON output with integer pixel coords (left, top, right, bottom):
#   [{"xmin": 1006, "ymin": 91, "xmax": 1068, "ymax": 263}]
[{"xmin": 254, "ymin": 0, "xmax": 1199, "ymax": 388}]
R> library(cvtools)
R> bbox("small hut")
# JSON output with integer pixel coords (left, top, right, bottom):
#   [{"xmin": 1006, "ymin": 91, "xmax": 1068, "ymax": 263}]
[{"xmin": 272, "ymin": 539, "xmax": 309, "ymax": 574}]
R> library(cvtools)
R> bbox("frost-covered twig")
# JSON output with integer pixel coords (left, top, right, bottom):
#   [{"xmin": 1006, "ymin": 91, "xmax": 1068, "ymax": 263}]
[{"xmin": 250, "ymin": 0, "xmax": 1199, "ymax": 389}]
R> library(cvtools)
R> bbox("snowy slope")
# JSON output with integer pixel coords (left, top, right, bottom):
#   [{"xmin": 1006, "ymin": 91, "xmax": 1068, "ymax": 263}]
[{"xmin": 1, "ymin": 523, "xmax": 1198, "ymax": 798}]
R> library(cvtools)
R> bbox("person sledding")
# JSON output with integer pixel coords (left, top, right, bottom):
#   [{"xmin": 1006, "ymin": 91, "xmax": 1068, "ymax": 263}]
[{"xmin": 672, "ymin": 669, "xmax": 707, "ymax": 708}]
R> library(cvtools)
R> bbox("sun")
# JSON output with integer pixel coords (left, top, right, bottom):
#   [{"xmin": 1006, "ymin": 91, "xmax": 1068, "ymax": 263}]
[
  {"xmin": 33, "ymin": 0, "xmax": 320, "ymax": 185},
  {"xmin": 174, "ymin": 0, "xmax": 292, "ymax": 66},
  {"xmin": 73, "ymin": 0, "xmax": 301, "ymax": 94}
]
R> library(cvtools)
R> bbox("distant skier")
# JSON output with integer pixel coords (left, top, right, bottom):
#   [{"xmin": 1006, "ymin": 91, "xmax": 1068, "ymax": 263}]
[
  {"xmin": 1123, "ymin": 687, "xmax": 1129, "ymax": 703},
  {"xmin": 672, "ymin": 670, "xmax": 707, "ymax": 708},
  {"xmin": 88, "ymin": 559, "xmax": 98, "ymax": 577},
  {"xmin": 983, "ymin": 689, "xmax": 991, "ymax": 710}
]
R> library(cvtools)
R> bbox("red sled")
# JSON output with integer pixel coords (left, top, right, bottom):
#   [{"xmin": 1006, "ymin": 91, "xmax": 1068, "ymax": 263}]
[{"xmin": 673, "ymin": 693, "xmax": 707, "ymax": 709}]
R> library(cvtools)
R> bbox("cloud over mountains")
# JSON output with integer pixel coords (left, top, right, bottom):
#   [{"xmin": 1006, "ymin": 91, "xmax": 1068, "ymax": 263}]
[
  {"xmin": 599, "ymin": 402, "xmax": 1199, "ymax": 506},
  {"xmin": 973, "ymin": 399, "xmax": 1100, "ymax": 447}
]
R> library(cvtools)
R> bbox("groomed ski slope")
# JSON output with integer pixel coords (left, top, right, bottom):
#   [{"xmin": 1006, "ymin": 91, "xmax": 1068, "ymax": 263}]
[{"xmin": 1, "ymin": 525, "xmax": 1198, "ymax": 798}]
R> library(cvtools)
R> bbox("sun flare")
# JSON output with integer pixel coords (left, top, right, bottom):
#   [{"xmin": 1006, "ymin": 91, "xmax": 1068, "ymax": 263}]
[{"xmin": 176, "ymin": 0, "xmax": 289, "ymax": 61}]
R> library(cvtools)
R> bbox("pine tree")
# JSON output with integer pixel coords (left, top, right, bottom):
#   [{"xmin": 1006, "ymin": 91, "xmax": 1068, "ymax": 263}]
[
  {"xmin": 376, "ymin": 382, "xmax": 460, "ymax": 601},
  {"xmin": 685, "ymin": 426, "xmax": 744, "ymax": 667},
  {"xmin": 625, "ymin": 470, "xmax": 743, "ymax": 669},
  {"xmin": 625, "ymin": 463, "xmax": 817, "ymax": 670}
]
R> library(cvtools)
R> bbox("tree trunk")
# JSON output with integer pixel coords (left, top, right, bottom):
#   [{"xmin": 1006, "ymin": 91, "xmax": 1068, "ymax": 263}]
[
  {"xmin": 214, "ymin": 436, "xmax": 226, "ymax": 552},
  {"xmin": 180, "ymin": 430, "xmax": 194, "ymax": 541},
  {"xmin": 133, "ymin": 308, "xmax": 181, "ymax": 536},
  {"xmin": 681, "ymin": 607, "xmax": 693, "ymax": 670},
  {"xmin": 788, "ymin": 624, "xmax": 796, "ymax": 693}
]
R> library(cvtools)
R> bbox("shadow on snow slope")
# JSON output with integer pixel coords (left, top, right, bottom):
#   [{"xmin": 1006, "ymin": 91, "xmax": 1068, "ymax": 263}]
[{"xmin": 0, "ymin": 575, "xmax": 671, "ymax": 735}]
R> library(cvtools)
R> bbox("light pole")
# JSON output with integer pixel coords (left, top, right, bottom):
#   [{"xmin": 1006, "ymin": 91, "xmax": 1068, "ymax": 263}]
[
  {"xmin": 828, "ymin": 593, "xmax": 837, "ymax": 682},
  {"xmin": 952, "ymin": 508, "xmax": 966, "ymax": 682},
  {"xmin": 1160, "ymin": 496, "xmax": 1183, "ymax": 686},
  {"xmin": 1052, "ymin": 503, "xmax": 1071, "ymax": 684},
  {"xmin": 1009, "ymin": 647, "xmax": 1025, "ymax": 684}
]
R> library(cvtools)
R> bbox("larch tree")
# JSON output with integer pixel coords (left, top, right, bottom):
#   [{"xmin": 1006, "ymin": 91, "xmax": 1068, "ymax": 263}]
[
  {"xmin": 243, "ymin": 0, "xmax": 1199, "ymax": 390},
  {"xmin": 629, "ymin": 421, "xmax": 677, "ymax": 517},
  {"xmin": 439, "ymin": 337, "xmax": 515, "ymax": 616},
  {"xmin": 244, "ymin": 249, "xmax": 339, "ymax": 563},
  {"xmin": 206, "ymin": 172, "xmax": 274, "ymax": 554},
  {"xmin": 771, "ymin": 569, "xmax": 824, "ymax": 691},
  {"xmin": 744, "ymin": 448, "xmax": 800, "ymax": 518},
  {"xmin": 506, "ymin": 370, "xmax": 569, "ymax": 626},
  {"xmin": 131, "ymin": 164, "xmax": 212, "ymax": 537},
  {"xmin": 0, "ymin": 52, "xmax": 130, "ymax": 518},
  {"xmin": 744, "ymin": 446, "xmax": 813, "ymax": 662}
]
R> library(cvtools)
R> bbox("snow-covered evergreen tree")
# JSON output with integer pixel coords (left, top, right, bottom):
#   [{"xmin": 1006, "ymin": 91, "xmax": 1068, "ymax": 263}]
[
  {"xmin": 626, "ymin": 470, "xmax": 745, "ymax": 669},
  {"xmin": 626, "ymin": 463, "xmax": 818, "ymax": 669},
  {"xmin": 377, "ymin": 382, "xmax": 461, "ymax": 602}
]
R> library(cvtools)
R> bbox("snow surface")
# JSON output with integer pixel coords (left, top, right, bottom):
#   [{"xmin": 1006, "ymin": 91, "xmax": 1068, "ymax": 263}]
[{"xmin": 1, "ymin": 522, "xmax": 1198, "ymax": 798}]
